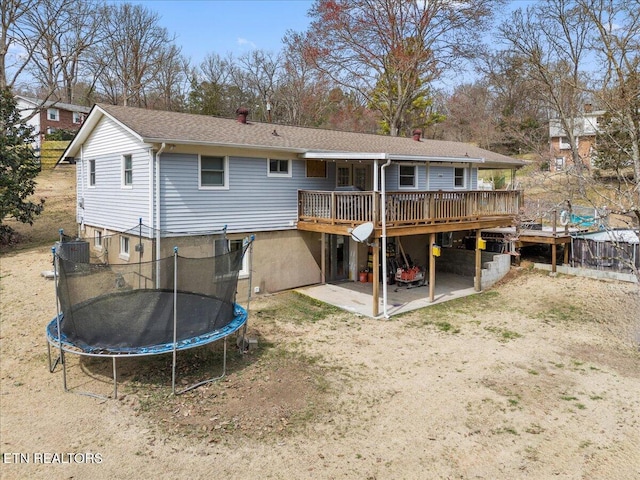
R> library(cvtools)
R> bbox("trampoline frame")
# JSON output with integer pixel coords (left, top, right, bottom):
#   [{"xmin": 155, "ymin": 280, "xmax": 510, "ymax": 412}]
[{"xmin": 47, "ymin": 238, "xmax": 254, "ymax": 400}]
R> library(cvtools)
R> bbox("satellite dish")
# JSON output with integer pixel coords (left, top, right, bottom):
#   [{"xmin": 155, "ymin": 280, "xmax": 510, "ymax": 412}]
[{"xmin": 350, "ymin": 222, "xmax": 374, "ymax": 244}]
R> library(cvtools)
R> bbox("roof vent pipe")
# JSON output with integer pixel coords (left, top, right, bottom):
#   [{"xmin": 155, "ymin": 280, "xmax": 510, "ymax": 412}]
[
  {"xmin": 412, "ymin": 129, "xmax": 422, "ymax": 141},
  {"xmin": 236, "ymin": 107, "xmax": 249, "ymax": 124}
]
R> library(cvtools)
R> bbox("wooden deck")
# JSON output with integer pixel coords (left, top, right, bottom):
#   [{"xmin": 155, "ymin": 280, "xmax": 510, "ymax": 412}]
[{"xmin": 297, "ymin": 189, "xmax": 523, "ymax": 236}]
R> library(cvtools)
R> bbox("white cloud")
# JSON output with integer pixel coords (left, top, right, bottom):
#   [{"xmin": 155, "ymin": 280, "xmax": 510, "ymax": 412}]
[{"xmin": 237, "ymin": 37, "xmax": 257, "ymax": 48}]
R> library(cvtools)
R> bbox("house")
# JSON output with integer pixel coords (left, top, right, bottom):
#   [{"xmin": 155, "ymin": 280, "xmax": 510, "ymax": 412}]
[
  {"xmin": 549, "ymin": 105, "xmax": 605, "ymax": 172},
  {"xmin": 60, "ymin": 104, "xmax": 525, "ymax": 316},
  {"xmin": 16, "ymin": 95, "xmax": 91, "ymax": 152}
]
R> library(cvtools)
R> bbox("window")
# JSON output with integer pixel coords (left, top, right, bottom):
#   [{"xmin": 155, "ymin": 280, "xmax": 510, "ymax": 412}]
[
  {"xmin": 47, "ymin": 108, "xmax": 59, "ymax": 121},
  {"xmin": 89, "ymin": 159, "xmax": 96, "ymax": 186},
  {"xmin": 46, "ymin": 127, "xmax": 56, "ymax": 135},
  {"xmin": 399, "ymin": 165, "xmax": 416, "ymax": 188},
  {"xmin": 94, "ymin": 231, "xmax": 103, "ymax": 249},
  {"xmin": 120, "ymin": 236, "xmax": 130, "ymax": 260},
  {"xmin": 214, "ymin": 238, "xmax": 249, "ymax": 277},
  {"xmin": 229, "ymin": 239, "xmax": 250, "ymax": 277},
  {"xmin": 122, "ymin": 154, "xmax": 133, "ymax": 186},
  {"xmin": 555, "ymin": 157, "xmax": 565, "ymax": 171},
  {"xmin": 199, "ymin": 155, "xmax": 227, "ymax": 188},
  {"xmin": 267, "ymin": 159, "xmax": 291, "ymax": 177},
  {"xmin": 73, "ymin": 112, "xmax": 83, "ymax": 124},
  {"xmin": 337, "ymin": 166, "xmax": 351, "ymax": 187},
  {"xmin": 454, "ymin": 168, "xmax": 466, "ymax": 188},
  {"xmin": 559, "ymin": 136, "xmax": 571, "ymax": 150}
]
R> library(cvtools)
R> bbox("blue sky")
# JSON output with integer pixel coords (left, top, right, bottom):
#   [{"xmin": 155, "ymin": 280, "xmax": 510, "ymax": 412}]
[{"xmin": 134, "ymin": 0, "xmax": 315, "ymax": 63}]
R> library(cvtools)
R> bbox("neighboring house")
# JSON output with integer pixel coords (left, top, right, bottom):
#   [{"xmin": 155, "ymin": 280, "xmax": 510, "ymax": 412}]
[
  {"xmin": 549, "ymin": 105, "xmax": 605, "ymax": 172},
  {"xmin": 60, "ymin": 104, "xmax": 525, "ymax": 316},
  {"xmin": 16, "ymin": 95, "xmax": 91, "ymax": 152}
]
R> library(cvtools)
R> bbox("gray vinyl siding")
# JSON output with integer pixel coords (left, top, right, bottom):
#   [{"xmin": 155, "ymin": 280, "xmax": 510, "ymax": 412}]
[
  {"xmin": 385, "ymin": 163, "xmax": 427, "ymax": 190},
  {"xmin": 428, "ymin": 165, "xmax": 478, "ymax": 190},
  {"xmin": 79, "ymin": 148, "xmax": 151, "ymax": 231},
  {"xmin": 160, "ymin": 154, "xmax": 334, "ymax": 233}
]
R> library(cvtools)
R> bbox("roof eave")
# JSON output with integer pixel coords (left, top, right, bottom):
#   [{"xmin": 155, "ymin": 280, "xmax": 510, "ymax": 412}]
[{"xmin": 142, "ymin": 137, "xmax": 308, "ymax": 154}]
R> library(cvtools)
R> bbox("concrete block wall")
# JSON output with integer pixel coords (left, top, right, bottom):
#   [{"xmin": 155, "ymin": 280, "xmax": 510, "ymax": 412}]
[
  {"xmin": 438, "ymin": 248, "xmax": 511, "ymax": 290},
  {"xmin": 479, "ymin": 253, "xmax": 511, "ymax": 289}
]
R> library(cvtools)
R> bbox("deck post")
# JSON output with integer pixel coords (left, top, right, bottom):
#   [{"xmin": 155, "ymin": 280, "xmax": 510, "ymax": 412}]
[
  {"xmin": 429, "ymin": 232, "xmax": 436, "ymax": 302},
  {"xmin": 321, "ymin": 233, "xmax": 326, "ymax": 284},
  {"xmin": 475, "ymin": 229, "xmax": 482, "ymax": 292},
  {"xmin": 372, "ymin": 242, "xmax": 380, "ymax": 317},
  {"xmin": 552, "ymin": 243, "xmax": 557, "ymax": 273}
]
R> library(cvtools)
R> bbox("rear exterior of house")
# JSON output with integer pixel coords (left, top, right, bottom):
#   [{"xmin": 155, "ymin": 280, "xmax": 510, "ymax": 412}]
[
  {"xmin": 548, "ymin": 108, "xmax": 604, "ymax": 172},
  {"xmin": 16, "ymin": 96, "xmax": 90, "ymax": 150},
  {"xmin": 62, "ymin": 104, "xmax": 525, "ymax": 314}
]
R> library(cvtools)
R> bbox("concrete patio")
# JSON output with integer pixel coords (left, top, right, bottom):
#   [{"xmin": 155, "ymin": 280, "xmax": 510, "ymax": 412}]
[{"xmin": 296, "ymin": 272, "xmax": 478, "ymax": 318}]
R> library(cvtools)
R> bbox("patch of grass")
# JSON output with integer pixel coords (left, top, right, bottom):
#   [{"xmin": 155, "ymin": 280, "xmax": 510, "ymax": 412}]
[
  {"xmin": 484, "ymin": 326, "xmax": 522, "ymax": 342},
  {"xmin": 589, "ymin": 395, "xmax": 604, "ymax": 400},
  {"xmin": 560, "ymin": 395, "xmax": 578, "ymax": 401},
  {"xmin": 493, "ymin": 426, "xmax": 519, "ymax": 435},
  {"xmin": 255, "ymin": 292, "xmax": 342, "ymax": 325},
  {"xmin": 575, "ymin": 403, "xmax": 586, "ymax": 410},
  {"xmin": 534, "ymin": 302, "xmax": 594, "ymax": 324},
  {"xmin": 406, "ymin": 290, "xmax": 502, "ymax": 324},
  {"xmin": 525, "ymin": 423, "xmax": 545, "ymax": 435}
]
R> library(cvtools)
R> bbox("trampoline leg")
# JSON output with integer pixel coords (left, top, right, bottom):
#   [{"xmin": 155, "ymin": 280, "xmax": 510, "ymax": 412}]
[
  {"xmin": 222, "ymin": 337, "xmax": 227, "ymax": 377},
  {"xmin": 62, "ymin": 350, "xmax": 68, "ymax": 392},
  {"xmin": 113, "ymin": 357, "xmax": 118, "ymax": 399}
]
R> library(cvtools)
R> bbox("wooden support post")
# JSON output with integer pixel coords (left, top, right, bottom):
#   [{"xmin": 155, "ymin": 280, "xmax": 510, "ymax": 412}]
[
  {"xmin": 429, "ymin": 232, "xmax": 436, "ymax": 302},
  {"xmin": 563, "ymin": 241, "xmax": 570, "ymax": 265},
  {"xmin": 552, "ymin": 243, "xmax": 557, "ymax": 273},
  {"xmin": 321, "ymin": 233, "xmax": 326, "ymax": 284},
  {"xmin": 372, "ymin": 242, "xmax": 380, "ymax": 317},
  {"xmin": 475, "ymin": 229, "xmax": 482, "ymax": 292}
]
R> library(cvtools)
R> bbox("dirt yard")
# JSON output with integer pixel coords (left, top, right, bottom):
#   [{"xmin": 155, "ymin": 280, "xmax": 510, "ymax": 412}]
[{"xmin": 1, "ymin": 168, "xmax": 640, "ymax": 479}]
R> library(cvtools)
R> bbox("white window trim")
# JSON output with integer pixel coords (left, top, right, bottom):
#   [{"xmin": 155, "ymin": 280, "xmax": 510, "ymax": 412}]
[
  {"xmin": 47, "ymin": 108, "xmax": 59, "ymax": 121},
  {"xmin": 398, "ymin": 165, "xmax": 418, "ymax": 190},
  {"xmin": 267, "ymin": 158, "xmax": 292, "ymax": 178},
  {"xmin": 454, "ymin": 167, "xmax": 467, "ymax": 189},
  {"xmin": 559, "ymin": 136, "xmax": 571, "ymax": 150},
  {"xmin": 231, "ymin": 238, "xmax": 250, "ymax": 278},
  {"xmin": 122, "ymin": 154, "xmax": 133, "ymax": 188},
  {"xmin": 198, "ymin": 155, "xmax": 229, "ymax": 190},
  {"xmin": 94, "ymin": 230, "xmax": 103, "ymax": 250},
  {"xmin": 88, "ymin": 159, "xmax": 96, "ymax": 188},
  {"xmin": 119, "ymin": 236, "xmax": 130, "ymax": 261}
]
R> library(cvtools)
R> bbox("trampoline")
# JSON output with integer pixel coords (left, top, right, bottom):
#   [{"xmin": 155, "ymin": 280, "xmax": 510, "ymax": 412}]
[{"xmin": 46, "ymin": 227, "xmax": 253, "ymax": 399}]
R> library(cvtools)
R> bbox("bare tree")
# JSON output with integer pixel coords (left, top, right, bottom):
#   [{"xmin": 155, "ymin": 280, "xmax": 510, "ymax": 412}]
[
  {"xmin": 299, "ymin": 0, "xmax": 501, "ymax": 136},
  {"xmin": 499, "ymin": 0, "xmax": 592, "ymax": 174},
  {"xmin": 1, "ymin": 0, "xmax": 42, "ymax": 91},
  {"xmin": 147, "ymin": 44, "xmax": 190, "ymax": 111},
  {"xmin": 578, "ymin": 0, "xmax": 640, "ymax": 229},
  {"xmin": 89, "ymin": 3, "xmax": 173, "ymax": 107}
]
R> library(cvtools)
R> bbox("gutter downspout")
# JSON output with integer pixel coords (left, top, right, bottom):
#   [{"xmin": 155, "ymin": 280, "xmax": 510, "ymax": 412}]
[
  {"xmin": 380, "ymin": 157, "xmax": 392, "ymax": 319},
  {"xmin": 155, "ymin": 143, "xmax": 166, "ymax": 286}
]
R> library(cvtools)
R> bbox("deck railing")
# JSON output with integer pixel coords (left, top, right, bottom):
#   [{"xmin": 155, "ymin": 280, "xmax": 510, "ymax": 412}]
[{"xmin": 298, "ymin": 190, "xmax": 522, "ymax": 226}]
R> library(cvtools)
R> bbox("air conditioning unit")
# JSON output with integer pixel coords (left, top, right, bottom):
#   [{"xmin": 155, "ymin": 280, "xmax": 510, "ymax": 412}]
[{"xmin": 55, "ymin": 240, "xmax": 90, "ymax": 264}]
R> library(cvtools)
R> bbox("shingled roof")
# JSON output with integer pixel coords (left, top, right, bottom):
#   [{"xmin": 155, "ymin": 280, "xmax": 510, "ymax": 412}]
[{"xmin": 65, "ymin": 104, "xmax": 525, "ymax": 168}]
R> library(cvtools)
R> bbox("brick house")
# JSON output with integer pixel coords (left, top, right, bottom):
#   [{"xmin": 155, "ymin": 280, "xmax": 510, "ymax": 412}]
[
  {"xmin": 16, "ymin": 95, "xmax": 91, "ymax": 152},
  {"xmin": 548, "ymin": 105, "xmax": 605, "ymax": 172}
]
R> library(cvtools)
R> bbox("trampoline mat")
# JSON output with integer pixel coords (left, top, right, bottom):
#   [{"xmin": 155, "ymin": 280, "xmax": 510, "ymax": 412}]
[{"xmin": 60, "ymin": 289, "xmax": 235, "ymax": 351}]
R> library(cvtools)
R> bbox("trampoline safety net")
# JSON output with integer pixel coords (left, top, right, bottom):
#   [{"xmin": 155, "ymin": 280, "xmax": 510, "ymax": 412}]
[{"xmin": 55, "ymin": 238, "xmax": 249, "ymax": 353}]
